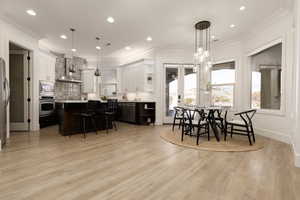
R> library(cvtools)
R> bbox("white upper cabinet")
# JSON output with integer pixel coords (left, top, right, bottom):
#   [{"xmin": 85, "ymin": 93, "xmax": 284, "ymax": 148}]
[
  {"xmin": 81, "ymin": 69, "xmax": 95, "ymax": 94},
  {"xmin": 120, "ymin": 59, "xmax": 154, "ymax": 93}
]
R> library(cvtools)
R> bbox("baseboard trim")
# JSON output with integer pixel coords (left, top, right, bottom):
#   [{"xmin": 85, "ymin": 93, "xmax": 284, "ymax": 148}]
[
  {"xmin": 255, "ymin": 127, "xmax": 291, "ymax": 144},
  {"xmin": 291, "ymin": 142, "xmax": 300, "ymax": 168},
  {"xmin": 295, "ymin": 153, "xmax": 300, "ymax": 168}
]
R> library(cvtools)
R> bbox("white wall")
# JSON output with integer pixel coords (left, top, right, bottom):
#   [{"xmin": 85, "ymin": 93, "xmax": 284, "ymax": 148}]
[
  {"xmin": 0, "ymin": 18, "xmax": 41, "ymax": 136},
  {"xmin": 293, "ymin": 0, "xmax": 300, "ymax": 168},
  {"xmin": 241, "ymin": 13, "xmax": 295, "ymax": 144},
  {"xmin": 38, "ymin": 50, "xmax": 56, "ymax": 82}
]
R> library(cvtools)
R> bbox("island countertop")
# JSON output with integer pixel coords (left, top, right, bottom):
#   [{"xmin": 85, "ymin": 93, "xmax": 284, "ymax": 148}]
[{"xmin": 55, "ymin": 100, "xmax": 88, "ymax": 103}]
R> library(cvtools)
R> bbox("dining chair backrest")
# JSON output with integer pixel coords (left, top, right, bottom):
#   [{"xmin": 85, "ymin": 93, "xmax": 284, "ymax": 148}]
[
  {"xmin": 235, "ymin": 109, "xmax": 256, "ymax": 126},
  {"xmin": 195, "ymin": 109, "xmax": 207, "ymax": 125},
  {"xmin": 225, "ymin": 109, "xmax": 256, "ymax": 126},
  {"xmin": 174, "ymin": 106, "xmax": 184, "ymax": 118}
]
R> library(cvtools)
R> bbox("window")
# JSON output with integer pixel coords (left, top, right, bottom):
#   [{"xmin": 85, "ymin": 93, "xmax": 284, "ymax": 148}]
[
  {"xmin": 165, "ymin": 67, "xmax": 178, "ymax": 117},
  {"xmin": 211, "ymin": 61, "xmax": 235, "ymax": 107},
  {"xmin": 183, "ymin": 67, "xmax": 197, "ymax": 105},
  {"xmin": 250, "ymin": 43, "xmax": 282, "ymax": 110}
]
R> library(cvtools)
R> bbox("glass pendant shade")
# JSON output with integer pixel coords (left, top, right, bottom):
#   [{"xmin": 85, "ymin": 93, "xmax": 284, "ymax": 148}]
[
  {"xmin": 69, "ymin": 28, "xmax": 76, "ymax": 73},
  {"xmin": 94, "ymin": 68, "xmax": 101, "ymax": 76},
  {"xmin": 94, "ymin": 37, "xmax": 101, "ymax": 77}
]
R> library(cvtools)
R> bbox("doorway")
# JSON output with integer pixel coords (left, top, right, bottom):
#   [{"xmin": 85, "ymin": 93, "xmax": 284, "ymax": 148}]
[
  {"xmin": 163, "ymin": 63, "xmax": 198, "ymax": 124},
  {"xmin": 9, "ymin": 42, "xmax": 30, "ymax": 131}
]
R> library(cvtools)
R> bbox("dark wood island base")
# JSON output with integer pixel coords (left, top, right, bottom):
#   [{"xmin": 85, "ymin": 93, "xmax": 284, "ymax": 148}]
[
  {"xmin": 117, "ymin": 102, "xmax": 156, "ymax": 125},
  {"xmin": 56, "ymin": 101, "xmax": 110, "ymax": 136},
  {"xmin": 56, "ymin": 101, "xmax": 156, "ymax": 136}
]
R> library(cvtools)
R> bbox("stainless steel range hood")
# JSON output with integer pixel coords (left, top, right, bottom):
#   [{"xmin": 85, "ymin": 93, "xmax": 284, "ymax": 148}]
[{"xmin": 56, "ymin": 58, "xmax": 82, "ymax": 84}]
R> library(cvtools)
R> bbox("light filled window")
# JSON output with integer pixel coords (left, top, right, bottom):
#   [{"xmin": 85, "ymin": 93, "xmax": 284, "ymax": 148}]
[
  {"xmin": 211, "ymin": 62, "xmax": 235, "ymax": 107},
  {"xmin": 250, "ymin": 43, "xmax": 282, "ymax": 110},
  {"xmin": 165, "ymin": 67, "xmax": 179, "ymax": 117},
  {"xmin": 183, "ymin": 68, "xmax": 197, "ymax": 105}
]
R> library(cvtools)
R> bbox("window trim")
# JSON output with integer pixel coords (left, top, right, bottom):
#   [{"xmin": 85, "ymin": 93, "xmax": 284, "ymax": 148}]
[
  {"xmin": 247, "ymin": 38, "xmax": 285, "ymax": 116},
  {"xmin": 210, "ymin": 60, "xmax": 236, "ymax": 109}
]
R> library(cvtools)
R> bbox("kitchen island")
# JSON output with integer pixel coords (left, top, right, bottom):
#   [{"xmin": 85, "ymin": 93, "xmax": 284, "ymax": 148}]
[
  {"xmin": 56, "ymin": 100, "xmax": 156, "ymax": 136},
  {"xmin": 56, "ymin": 100, "xmax": 109, "ymax": 136}
]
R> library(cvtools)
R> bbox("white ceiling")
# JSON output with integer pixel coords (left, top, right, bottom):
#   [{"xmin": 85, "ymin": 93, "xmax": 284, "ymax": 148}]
[{"xmin": 0, "ymin": 0, "xmax": 293, "ymax": 65}]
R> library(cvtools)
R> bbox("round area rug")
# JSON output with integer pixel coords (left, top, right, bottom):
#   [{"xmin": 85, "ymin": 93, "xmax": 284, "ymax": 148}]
[{"xmin": 160, "ymin": 130, "xmax": 264, "ymax": 152}]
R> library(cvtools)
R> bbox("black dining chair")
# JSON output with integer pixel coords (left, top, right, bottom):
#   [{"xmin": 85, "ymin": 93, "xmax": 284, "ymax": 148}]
[
  {"xmin": 104, "ymin": 99, "xmax": 118, "ymax": 133},
  {"xmin": 195, "ymin": 109, "xmax": 210, "ymax": 145},
  {"xmin": 181, "ymin": 108, "xmax": 210, "ymax": 145},
  {"xmin": 172, "ymin": 106, "xmax": 184, "ymax": 131},
  {"xmin": 224, "ymin": 109, "xmax": 257, "ymax": 145},
  {"xmin": 213, "ymin": 107, "xmax": 231, "ymax": 135}
]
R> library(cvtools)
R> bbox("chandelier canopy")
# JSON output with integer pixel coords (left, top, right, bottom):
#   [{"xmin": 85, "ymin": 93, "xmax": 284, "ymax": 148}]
[{"xmin": 193, "ymin": 21, "xmax": 212, "ymax": 72}]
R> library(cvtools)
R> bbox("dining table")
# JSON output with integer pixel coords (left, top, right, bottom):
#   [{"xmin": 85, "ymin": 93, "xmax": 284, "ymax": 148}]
[{"xmin": 181, "ymin": 105, "xmax": 226, "ymax": 142}]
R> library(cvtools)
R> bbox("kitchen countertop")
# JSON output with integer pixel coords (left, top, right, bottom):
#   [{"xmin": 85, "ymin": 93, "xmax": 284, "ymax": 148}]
[
  {"xmin": 118, "ymin": 100, "xmax": 155, "ymax": 103},
  {"xmin": 55, "ymin": 100, "xmax": 88, "ymax": 103},
  {"xmin": 55, "ymin": 100, "xmax": 155, "ymax": 103}
]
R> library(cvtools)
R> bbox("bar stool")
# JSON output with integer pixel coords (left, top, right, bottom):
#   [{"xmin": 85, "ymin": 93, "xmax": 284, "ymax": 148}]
[
  {"xmin": 104, "ymin": 99, "xmax": 118, "ymax": 133},
  {"xmin": 78, "ymin": 101, "xmax": 98, "ymax": 138}
]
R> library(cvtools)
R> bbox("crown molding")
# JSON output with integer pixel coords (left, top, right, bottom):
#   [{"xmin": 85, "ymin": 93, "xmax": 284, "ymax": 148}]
[{"xmin": 0, "ymin": 14, "xmax": 42, "ymax": 40}]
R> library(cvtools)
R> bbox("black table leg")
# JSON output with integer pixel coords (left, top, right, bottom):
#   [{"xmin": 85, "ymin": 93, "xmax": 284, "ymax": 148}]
[{"xmin": 208, "ymin": 110, "xmax": 220, "ymax": 142}]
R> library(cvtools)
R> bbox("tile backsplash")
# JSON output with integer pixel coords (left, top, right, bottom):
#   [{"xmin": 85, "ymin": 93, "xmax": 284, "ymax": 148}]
[{"xmin": 55, "ymin": 56, "xmax": 87, "ymax": 100}]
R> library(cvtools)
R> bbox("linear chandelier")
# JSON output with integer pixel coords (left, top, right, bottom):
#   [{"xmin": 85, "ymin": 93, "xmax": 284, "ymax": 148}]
[{"xmin": 193, "ymin": 21, "xmax": 212, "ymax": 72}]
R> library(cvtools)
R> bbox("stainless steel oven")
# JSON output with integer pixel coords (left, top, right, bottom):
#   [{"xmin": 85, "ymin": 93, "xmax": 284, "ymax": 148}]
[
  {"xmin": 39, "ymin": 97, "xmax": 55, "ymax": 117},
  {"xmin": 39, "ymin": 81, "xmax": 55, "ymax": 118}
]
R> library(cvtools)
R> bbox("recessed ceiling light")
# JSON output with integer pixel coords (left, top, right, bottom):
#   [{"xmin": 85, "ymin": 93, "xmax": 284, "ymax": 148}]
[
  {"xmin": 71, "ymin": 48, "xmax": 77, "ymax": 52},
  {"xmin": 125, "ymin": 46, "xmax": 131, "ymax": 50},
  {"xmin": 211, "ymin": 35, "xmax": 216, "ymax": 39},
  {"xmin": 230, "ymin": 24, "xmax": 236, "ymax": 28},
  {"xmin": 107, "ymin": 17, "xmax": 115, "ymax": 23},
  {"xmin": 60, "ymin": 35, "xmax": 67, "ymax": 39},
  {"xmin": 26, "ymin": 9, "xmax": 36, "ymax": 16},
  {"xmin": 146, "ymin": 36, "xmax": 153, "ymax": 41},
  {"xmin": 240, "ymin": 6, "xmax": 246, "ymax": 11},
  {"xmin": 96, "ymin": 46, "xmax": 101, "ymax": 50}
]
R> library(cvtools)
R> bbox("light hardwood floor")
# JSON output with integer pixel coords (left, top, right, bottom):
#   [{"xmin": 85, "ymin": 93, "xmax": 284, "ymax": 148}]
[{"xmin": 0, "ymin": 123, "xmax": 300, "ymax": 200}]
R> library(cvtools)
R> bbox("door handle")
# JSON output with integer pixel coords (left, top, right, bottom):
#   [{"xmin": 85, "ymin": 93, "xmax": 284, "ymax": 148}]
[{"xmin": 178, "ymin": 95, "xmax": 181, "ymax": 103}]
